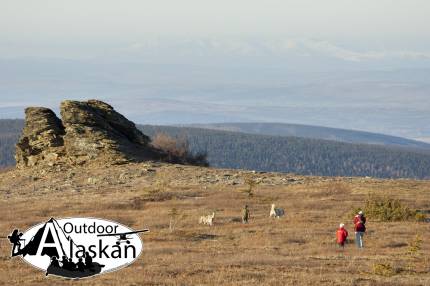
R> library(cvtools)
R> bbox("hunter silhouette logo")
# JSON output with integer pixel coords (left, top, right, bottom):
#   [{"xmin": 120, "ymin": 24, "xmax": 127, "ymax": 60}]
[{"xmin": 7, "ymin": 217, "xmax": 148, "ymax": 279}]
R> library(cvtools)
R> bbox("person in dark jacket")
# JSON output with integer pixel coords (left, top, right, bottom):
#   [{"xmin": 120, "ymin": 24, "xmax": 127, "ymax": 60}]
[{"xmin": 336, "ymin": 223, "xmax": 348, "ymax": 248}]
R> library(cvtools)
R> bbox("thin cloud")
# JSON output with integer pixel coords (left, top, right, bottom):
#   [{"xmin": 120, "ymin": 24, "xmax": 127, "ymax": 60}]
[
  {"xmin": 300, "ymin": 39, "xmax": 430, "ymax": 62},
  {"xmin": 121, "ymin": 38, "xmax": 430, "ymax": 62}
]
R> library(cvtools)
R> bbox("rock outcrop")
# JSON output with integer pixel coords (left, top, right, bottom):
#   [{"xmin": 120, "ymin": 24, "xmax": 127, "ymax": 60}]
[
  {"xmin": 15, "ymin": 100, "xmax": 159, "ymax": 168},
  {"xmin": 60, "ymin": 100, "xmax": 151, "ymax": 165},
  {"xmin": 15, "ymin": 107, "xmax": 65, "ymax": 167}
]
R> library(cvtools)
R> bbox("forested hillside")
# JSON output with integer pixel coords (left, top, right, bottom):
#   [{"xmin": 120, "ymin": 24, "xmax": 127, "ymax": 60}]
[
  {"xmin": 140, "ymin": 125, "xmax": 430, "ymax": 179},
  {"xmin": 1, "ymin": 119, "xmax": 430, "ymax": 179},
  {"xmin": 0, "ymin": 120, "xmax": 22, "ymax": 167},
  {"xmin": 188, "ymin": 122, "xmax": 430, "ymax": 150}
]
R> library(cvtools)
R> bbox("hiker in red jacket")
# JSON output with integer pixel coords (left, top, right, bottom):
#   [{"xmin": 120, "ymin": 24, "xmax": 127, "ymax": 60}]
[
  {"xmin": 336, "ymin": 223, "xmax": 348, "ymax": 248},
  {"xmin": 353, "ymin": 210, "xmax": 366, "ymax": 225},
  {"xmin": 354, "ymin": 211, "xmax": 366, "ymax": 248}
]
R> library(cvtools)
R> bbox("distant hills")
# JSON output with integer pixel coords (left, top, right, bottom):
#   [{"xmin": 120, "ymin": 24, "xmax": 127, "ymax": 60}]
[
  {"xmin": 139, "ymin": 125, "xmax": 430, "ymax": 179},
  {"xmin": 0, "ymin": 119, "xmax": 21, "ymax": 167},
  {"xmin": 1, "ymin": 58, "xmax": 429, "ymax": 141},
  {"xmin": 1, "ymin": 119, "xmax": 430, "ymax": 179},
  {"xmin": 186, "ymin": 122, "xmax": 430, "ymax": 151}
]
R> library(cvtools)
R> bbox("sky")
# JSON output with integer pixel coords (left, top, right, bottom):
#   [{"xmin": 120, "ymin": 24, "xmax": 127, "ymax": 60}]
[
  {"xmin": 0, "ymin": 1, "xmax": 428, "ymax": 38},
  {"xmin": 0, "ymin": 1, "xmax": 430, "ymax": 141}
]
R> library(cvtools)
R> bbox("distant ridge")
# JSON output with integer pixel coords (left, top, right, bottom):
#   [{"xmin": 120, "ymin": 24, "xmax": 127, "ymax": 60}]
[
  {"xmin": 1, "ymin": 119, "xmax": 430, "ymax": 179},
  {"xmin": 140, "ymin": 125, "xmax": 430, "ymax": 179},
  {"xmin": 186, "ymin": 122, "xmax": 430, "ymax": 150}
]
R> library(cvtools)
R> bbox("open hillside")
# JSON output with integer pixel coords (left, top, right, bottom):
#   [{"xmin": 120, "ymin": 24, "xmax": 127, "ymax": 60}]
[
  {"xmin": 1, "ymin": 100, "xmax": 429, "ymax": 285},
  {"xmin": 1, "ymin": 119, "xmax": 430, "ymax": 179},
  {"xmin": 0, "ymin": 163, "xmax": 429, "ymax": 285}
]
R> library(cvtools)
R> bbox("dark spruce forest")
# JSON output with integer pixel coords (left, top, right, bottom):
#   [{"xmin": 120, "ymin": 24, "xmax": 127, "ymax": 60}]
[{"xmin": 1, "ymin": 119, "xmax": 429, "ymax": 179}]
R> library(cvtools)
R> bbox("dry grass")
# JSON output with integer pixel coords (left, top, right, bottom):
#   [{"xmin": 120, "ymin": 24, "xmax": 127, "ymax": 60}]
[{"xmin": 0, "ymin": 163, "xmax": 429, "ymax": 285}]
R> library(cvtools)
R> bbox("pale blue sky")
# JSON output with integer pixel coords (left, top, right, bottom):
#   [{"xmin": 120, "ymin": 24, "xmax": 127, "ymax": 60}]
[
  {"xmin": 1, "ymin": 0, "xmax": 429, "ymax": 56},
  {"xmin": 0, "ymin": 1, "xmax": 429, "ymax": 141}
]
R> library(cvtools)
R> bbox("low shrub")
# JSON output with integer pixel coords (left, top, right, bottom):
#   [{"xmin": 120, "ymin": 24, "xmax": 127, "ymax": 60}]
[
  {"xmin": 168, "ymin": 208, "xmax": 187, "ymax": 233},
  {"xmin": 414, "ymin": 212, "xmax": 427, "ymax": 222},
  {"xmin": 372, "ymin": 263, "xmax": 396, "ymax": 276},
  {"xmin": 407, "ymin": 235, "xmax": 422, "ymax": 256},
  {"xmin": 130, "ymin": 197, "xmax": 145, "ymax": 209},
  {"xmin": 151, "ymin": 132, "xmax": 209, "ymax": 166},
  {"xmin": 354, "ymin": 196, "xmax": 416, "ymax": 222},
  {"xmin": 243, "ymin": 175, "xmax": 258, "ymax": 197}
]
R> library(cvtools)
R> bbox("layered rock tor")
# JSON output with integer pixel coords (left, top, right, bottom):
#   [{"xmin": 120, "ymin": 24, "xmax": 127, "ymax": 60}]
[
  {"xmin": 15, "ymin": 100, "xmax": 157, "ymax": 168},
  {"xmin": 15, "ymin": 107, "xmax": 65, "ymax": 168},
  {"xmin": 60, "ymin": 100, "xmax": 151, "ymax": 165}
]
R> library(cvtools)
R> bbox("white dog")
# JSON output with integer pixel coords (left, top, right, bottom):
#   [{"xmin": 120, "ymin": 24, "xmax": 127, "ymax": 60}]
[
  {"xmin": 199, "ymin": 212, "xmax": 215, "ymax": 226},
  {"xmin": 269, "ymin": 204, "xmax": 285, "ymax": 218}
]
